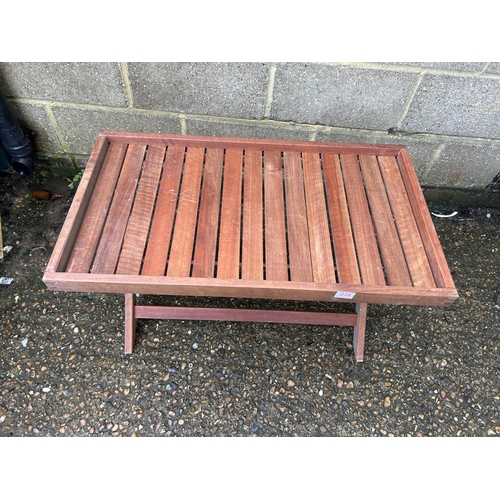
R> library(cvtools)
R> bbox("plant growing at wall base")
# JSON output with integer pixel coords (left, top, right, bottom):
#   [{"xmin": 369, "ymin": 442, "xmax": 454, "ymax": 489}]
[{"xmin": 67, "ymin": 169, "xmax": 84, "ymax": 189}]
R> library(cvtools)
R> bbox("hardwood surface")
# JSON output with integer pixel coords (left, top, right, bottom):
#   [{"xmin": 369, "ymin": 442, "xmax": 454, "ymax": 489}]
[
  {"xmin": 45, "ymin": 131, "xmax": 458, "ymax": 307},
  {"xmin": 44, "ymin": 132, "xmax": 459, "ymax": 360}
]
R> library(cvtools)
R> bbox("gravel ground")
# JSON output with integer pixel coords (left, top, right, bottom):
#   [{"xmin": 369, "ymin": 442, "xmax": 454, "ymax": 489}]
[{"xmin": 1, "ymin": 170, "xmax": 499, "ymax": 439}]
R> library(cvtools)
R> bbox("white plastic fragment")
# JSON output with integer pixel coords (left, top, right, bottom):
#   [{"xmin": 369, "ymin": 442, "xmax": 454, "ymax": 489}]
[
  {"xmin": 29, "ymin": 246, "xmax": 47, "ymax": 256},
  {"xmin": 21, "ymin": 338, "xmax": 28, "ymax": 347},
  {"xmin": 3, "ymin": 246, "xmax": 13, "ymax": 253},
  {"xmin": 431, "ymin": 211, "xmax": 458, "ymax": 218}
]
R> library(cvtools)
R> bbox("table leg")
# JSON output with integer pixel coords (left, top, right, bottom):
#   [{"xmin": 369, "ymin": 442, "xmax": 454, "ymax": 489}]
[
  {"xmin": 124, "ymin": 293, "xmax": 136, "ymax": 354},
  {"xmin": 353, "ymin": 303, "xmax": 368, "ymax": 362}
]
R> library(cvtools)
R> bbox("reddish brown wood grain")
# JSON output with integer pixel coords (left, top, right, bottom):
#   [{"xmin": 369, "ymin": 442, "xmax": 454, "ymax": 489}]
[
  {"xmin": 353, "ymin": 303, "xmax": 368, "ymax": 361},
  {"xmin": 359, "ymin": 154, "xmax": 412, "ymax": 286},
  {"xmin": 43, "ymin": 132, "xmax": 459, "ymax": 360},
  {"xmin": 217, "ymin": 149, "xmax": 243, "ymax": 279},
  {"xmin": 134, "ymin": 304, "xmax": 358, "ymax": 326},
  {"xmin": 46, "ymin": 134, "xmax": 458, "ymax": 301},
  {"xmin": 283, "ymin": 151, "xmax": 313, "ymax": 282},
  {"xmin": 263, "ymin": 150, "xmax": 288, "ymax": 281},
  {"xmin": 91, "ymin": 143, "xmax": 147, "ymax": 274},
  {"xmin": 397, "ymin": 148, "xmax": 455, "ymax": 289},
  {"xmin": 378, "ymin": 155, "xmax": 436, "ymax": 288},
  {"xmin": 100, "ymin": 130, "xmax": 405, "ymax": 155},
  {"xmin": 242, "ymin": 149, "xmax": 264, "ymax": 280},
  {"xmin": 340, "ymin": 154, "xmax": 385, "ymax": 286},
  {"xmin": 323, "ymin": 153, "xmax": 361, "ymax": 285},
  {"xmin": 43, "ymin": 271, "xmax": 458, "ymax": 306},
  {"xmin": 191, "ymin": 149, "xmax": 224, "ymax": 278},
  {"xmin": 45, "ymin": 134, "xmax": 110, "ymax": 274},
  {"xmin": 116, "ymin": 144, "xmax": 166, "ymax": 275},
  {"xmin": 166, "ymin": 147, "xmax": 205, "ymax": 277},
  {"xmin": 124, "ymin": 293, "xmax": 136, "ymax": 354},
  {"xmin": 302, "ymin": 152, "xmax": 336, "ymax": 283},
  {"xmin": 66, "ymin": 141, "xmax": 127, "ymax": 273},
  {"xmin": 141, "ymin": 146, "xmax": 185, "ymax": 276}
]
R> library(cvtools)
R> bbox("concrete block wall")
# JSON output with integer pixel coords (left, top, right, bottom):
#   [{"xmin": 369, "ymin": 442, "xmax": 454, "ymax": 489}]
[{"xmin": 1, "ymin": 62, "xmax": 499, "ymax": 206}]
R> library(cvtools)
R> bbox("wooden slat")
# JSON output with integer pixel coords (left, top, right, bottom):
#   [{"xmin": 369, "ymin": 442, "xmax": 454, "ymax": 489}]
[
  {"xmin": 283, "ymin": 151, "xmax": 313, "ymax": 282},
  {"xmin": 141, "ymin": 146, "xmax": 185, "ymax": 276},
  {"xmin": 302, "ymin": 152, "xmax": 336, "ymax": 283},
  {"xmin": 380, "ymin": 154, "xmax": 436, "ymax": 288},
  {"xmin": 115, "ymin": 144, "xmax": 166, "ymax": 275},
  {"xmin": 263, "ymin": 150, "xmax": 288, "ymax": 281},
  {"xmin": 191, "ymin": 148, "xmax": 224, "ymax": 278},
  {"xmin": 340, "ymin": 154, "xmax": 385, "ymax": 286},
  {"xmin": 323, "ymin": 153, "xmax": 361, "ymax": 285},
  {"xmin": 166, "ymin": 147, "xmax": 204, "ymax": 277},
  {"xmin": 397, "ymin": 149, "xmax": 455, "ymax": 289},
  {"xmin": 91, "ymin": 143, "xmax": 147, "ymax": 274},
  {"xmin": 66, "ymin": 142, "xmax": 127, "ymax": 273},
  {"xmin": 241, "ymin": 149, "xmax": 264, "ymax": 280},
  {"xmin": 359, "ymin": 154, "xmax": 412, "ymax": 286},
  {"xmin": 217, "ymin": 149, "xmax": 243, "ymax": 279}
]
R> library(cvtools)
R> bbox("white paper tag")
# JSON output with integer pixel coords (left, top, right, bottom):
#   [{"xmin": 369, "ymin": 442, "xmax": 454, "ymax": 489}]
[
  {"xmin": 0, "ymin": 277, "xmax": 14, "ymax": 285},
  {"xmin": 334, "ymin": 291, "xmax": 356, "ymax": 299}
]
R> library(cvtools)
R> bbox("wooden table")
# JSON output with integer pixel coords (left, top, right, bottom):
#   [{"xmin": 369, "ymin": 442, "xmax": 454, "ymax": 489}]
[{"xmin": 43, "ymin": 131, "xmax": 458, "ymax": 361}]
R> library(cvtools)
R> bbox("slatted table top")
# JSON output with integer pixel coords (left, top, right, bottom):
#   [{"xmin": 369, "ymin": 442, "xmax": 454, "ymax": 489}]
[{"xmin": 43, "ymin": 131, "xmax": 458, "ymax": 307}]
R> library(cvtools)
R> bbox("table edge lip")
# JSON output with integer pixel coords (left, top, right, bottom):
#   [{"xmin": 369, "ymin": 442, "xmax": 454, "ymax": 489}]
[
  {"xmin": 96, "ymin": 130, "xmax": 408, "ymax": 154},
  {"xmin": 44, "ymin": 132, "xmax": 458, "ymax": 303},
  {"xmin": 43, "ymin": 270, "xmax": 459, "ymax": 299}
]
